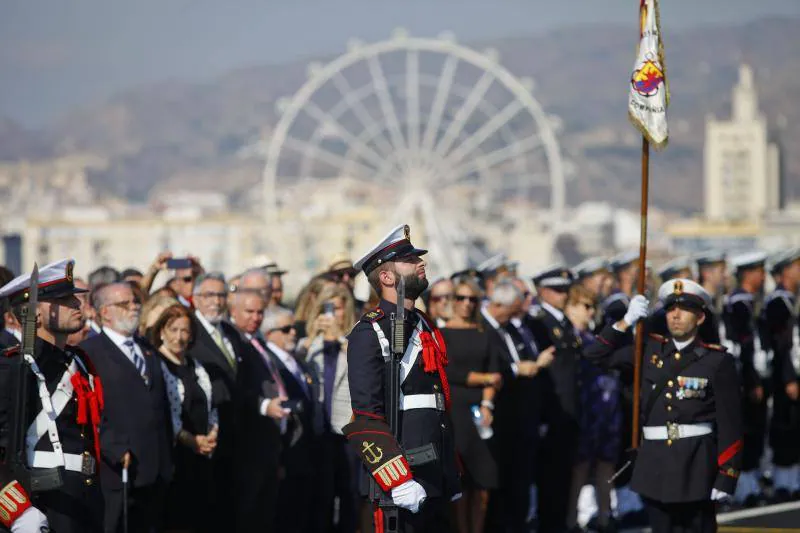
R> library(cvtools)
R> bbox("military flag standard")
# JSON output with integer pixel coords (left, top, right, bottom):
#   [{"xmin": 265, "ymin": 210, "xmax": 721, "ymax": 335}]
[{"xmin": 628, "ymin": 0, "xmax": 669, "ymax": 150}]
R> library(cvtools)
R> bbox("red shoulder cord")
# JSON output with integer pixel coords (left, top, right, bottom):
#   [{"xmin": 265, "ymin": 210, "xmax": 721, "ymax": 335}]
[
  {"xmin": 417, "ymin": 312, "xmax": 451, "ymax": 410},
  {"xmin": 70, "ymin": 372, "xmax": 105, "ymax": 462}
]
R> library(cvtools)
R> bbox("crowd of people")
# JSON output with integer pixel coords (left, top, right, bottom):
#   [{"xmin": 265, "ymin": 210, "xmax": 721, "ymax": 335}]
[{"xmin": 1, "ymin": 236, "xmax": 799, "ymax": 533}]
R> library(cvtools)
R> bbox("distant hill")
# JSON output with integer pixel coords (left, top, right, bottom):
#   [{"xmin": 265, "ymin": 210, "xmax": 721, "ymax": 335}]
[{"xmin": 6, "ymin": 17, "xmax": 799, "ymax": 212}]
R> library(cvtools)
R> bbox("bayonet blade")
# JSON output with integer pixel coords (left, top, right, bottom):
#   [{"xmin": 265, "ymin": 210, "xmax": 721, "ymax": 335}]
[
  {"xmin": 22, "ymin": 264, "xmax": 38, "ymax": 353},
  {"xmin": 396, "ymin": 275, "xmax": 406, "ymax": 323}
]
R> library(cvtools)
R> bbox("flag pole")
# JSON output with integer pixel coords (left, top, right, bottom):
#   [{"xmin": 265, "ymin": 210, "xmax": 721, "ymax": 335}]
[{"xmin": 631, "ymin": 137, "xmax": 650, "ymax": 449}]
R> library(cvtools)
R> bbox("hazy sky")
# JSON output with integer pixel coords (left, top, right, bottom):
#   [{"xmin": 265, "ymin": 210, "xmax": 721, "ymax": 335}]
[{"xmin": 2, "ymin": 0, "xmax": 798, "ymax": 127}]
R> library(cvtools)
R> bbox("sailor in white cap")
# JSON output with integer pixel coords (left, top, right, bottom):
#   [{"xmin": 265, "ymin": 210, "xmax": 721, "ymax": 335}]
[
  {"xmin": 587, "ymin": 280, "xmax": 743, "ymax": 533},
  {"xmin": 0, "ymin": 259, "xmax": 104, "ymax": 533},
  {"xmin": 476, "ymin": 253, "xmax": 512, "ymax": 298},
  {"xmin": 761, "ymin": 247, "xmax": 800, "ymax": 502},
  {"xmin": 599, "ymin": 251, "xmax": 641, "ymax": 328},
  {"xmin": 343, "ymin": 224, "xmax": 459, "ymax": 531},
  {"xmin": 723, "ymin": 251, "xmax": 768, "ymax": 506},
  {"xmin": 657, "ymin": 256, "xmax": 694, "ymax": 283}
]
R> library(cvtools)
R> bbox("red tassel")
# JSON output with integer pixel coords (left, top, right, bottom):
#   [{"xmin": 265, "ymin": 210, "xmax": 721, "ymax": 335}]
[
  {"xmin": 418, "ymin": 326, "xmax": 452, "ymax": 410},
  {"xmin": 71, "ymin": 374, "xmax": 89, "ymax": 425},
  {"xmin": 373, "ymin": 504, "xmax": 384, "ymax": 533},
  {"xmin": 93, "ymin": 377, "xmax": 105, "ymax": 411}
]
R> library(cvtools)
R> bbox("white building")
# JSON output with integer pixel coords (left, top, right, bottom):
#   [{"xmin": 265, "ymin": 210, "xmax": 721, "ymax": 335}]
[{"xmin": 703, "ymin": 64, "xmax": 781, "ymax": 222}]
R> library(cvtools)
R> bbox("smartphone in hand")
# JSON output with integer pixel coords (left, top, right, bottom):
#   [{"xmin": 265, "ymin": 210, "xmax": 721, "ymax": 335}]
[
  {"xmin": 166, "ymin": 258, "xmax": 193, "ymax": 270},
  {"xmin": 323, "ymin": 302, "xmax": 335, "ymax": 316}
]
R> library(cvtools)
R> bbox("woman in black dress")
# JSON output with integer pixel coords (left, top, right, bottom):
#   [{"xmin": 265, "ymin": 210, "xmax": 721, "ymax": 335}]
[
  {"xmin": 150, "ymin": 304, "xmax": 218, "ymax": 533},
  {"xmin": 442, "ymin": 279, "xmax": 503, "ymax": 533}
]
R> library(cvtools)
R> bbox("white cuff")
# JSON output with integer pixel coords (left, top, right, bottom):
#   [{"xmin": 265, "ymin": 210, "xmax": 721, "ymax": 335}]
[
  {"xmin": 259, "ymin": 398, "xmax": 271, "ymax": 416},
  {"xmin": 510, "ymin": 363, "xmax": 519, "ymax": 376}
]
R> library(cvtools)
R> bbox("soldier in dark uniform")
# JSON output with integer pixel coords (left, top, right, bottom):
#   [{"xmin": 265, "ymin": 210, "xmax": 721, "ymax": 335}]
[
  {"xmin": 761, "ymin": 248, "xmax": 800, "ymax": 501},
  {"xmin": 343, "ymin": 224, "xmax": 460, "ymax": 533},
  {"xmin": 723, "ymin": 252, "xmax": 768, "ymax": 506},
  {"xmin": 0, "ymin": 259, "xmax": 104, "ymax": 533},
  {"xmin": 527, "ymin": 265, "xmax": 580, "ymax": 533},
  {"xmin": 599, "ymin": 251, "xmax": 640, "ymax": 329},
  {"xmin": 586, "ymin": 279, "xmax": 743, "ymax": 533}
]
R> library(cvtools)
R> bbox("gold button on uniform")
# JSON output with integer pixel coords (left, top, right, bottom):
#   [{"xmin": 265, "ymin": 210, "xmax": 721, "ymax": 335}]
[
  {"xmin": 84, "ymin": 478, "xmax": 93, "ymax": 486},
  {"xmin": 667, "ymin": 406, "xmax": 673, "ymax": 411},
  {"xmin": 433, "ymin": 385, "xmax": 439, "ymax": 391},
  {"xmin": 666, "ymin": 393, "xmax": 672, "ymax": 399},
  {"xmin": 674, "ymin": 352, "xmax": 681, "ymax": 361},
  {"xmin": 667, "ymin": 380, "xmax": 674, "ymax": 387},
  {"xmin": 667, "ymin": 439, "xmax": 673, "ymax": 446}
]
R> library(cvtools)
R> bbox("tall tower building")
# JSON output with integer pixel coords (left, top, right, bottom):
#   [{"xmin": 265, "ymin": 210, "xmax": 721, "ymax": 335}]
[{"xmin": 704, "ymin": 65, "xmax": 781, "ymax": 221}]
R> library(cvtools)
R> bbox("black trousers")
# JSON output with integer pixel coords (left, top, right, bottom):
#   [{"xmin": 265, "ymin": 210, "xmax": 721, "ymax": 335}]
[
  {"xmin": 102, "ymin": 480, "xmax": 166, "ymax": 533},
  {"xmin": 644, "ymin": 498, "xmax": 716, "ymax": 533},
  {"xmin": 314, "ymin": 433, "xmax": 360, "ymax": 533},
  {"xmin": 34, "ymin": 473, "xmax": 104, "ymax": 533},
  {"xmin": 397, "ymin": 497, "xmax": 450, "ymax": 533},
  {"xmin": 536, "ymin": 420, "xmax": 578, "ymax": 533}
]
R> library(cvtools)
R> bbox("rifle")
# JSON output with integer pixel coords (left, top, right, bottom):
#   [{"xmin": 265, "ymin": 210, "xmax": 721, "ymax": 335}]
[
  {"xmin": 7, "ymin": 264, "xmax": 63, "ymax": 493},
  {"xmin": 369, "ymin": 276, "xmax": 406, "ymax": 533}
]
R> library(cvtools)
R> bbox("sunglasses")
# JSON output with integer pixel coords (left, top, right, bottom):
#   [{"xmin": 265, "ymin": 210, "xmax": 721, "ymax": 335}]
[
  {"xmin": 430, "ymin": 294, "xmax": 453, "ymax": 302},
  {"xmin": 269, "ymin": 324, "xmax": 295, "ymax": 334},
  {"xmin": 454, "ymin": 295, "xmax": 479, "ymax": 304},
  {"xmin": 580, "ymin": 302, "xmax": 596, "ymax": 311},
  {"xmin": 179, "ymin": 276, "xmax": 194, "ymax": 283}
]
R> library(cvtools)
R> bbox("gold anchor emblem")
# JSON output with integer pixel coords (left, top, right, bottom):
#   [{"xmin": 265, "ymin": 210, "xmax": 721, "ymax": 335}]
[{"xmin": 362, "ymin": 441, "xmax": 384, "ymax": 465}]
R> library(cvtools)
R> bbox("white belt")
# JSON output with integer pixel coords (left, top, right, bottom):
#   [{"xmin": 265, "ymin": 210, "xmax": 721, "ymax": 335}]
[
  {"xmin": 400, "ymin": 393, "xmax": 445, "ymax": 412},
  {"xmin": 30, "ymin": 451, "xmax": 96, "ymax": 475},
  {"xmin": 643, "ymin": 422, "xmax": 713, "ymax": 440}
]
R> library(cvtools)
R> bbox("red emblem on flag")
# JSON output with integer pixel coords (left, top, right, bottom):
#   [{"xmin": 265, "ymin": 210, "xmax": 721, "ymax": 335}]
[{"xmin": 631, "ymin": 59, "xmax": 665, "ymax": 97}]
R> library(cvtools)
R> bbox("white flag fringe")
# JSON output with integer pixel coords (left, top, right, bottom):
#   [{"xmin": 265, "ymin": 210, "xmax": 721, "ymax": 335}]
[{"xmin": 628, "ymin": 0, "xmax": 669, "ymax": 150}]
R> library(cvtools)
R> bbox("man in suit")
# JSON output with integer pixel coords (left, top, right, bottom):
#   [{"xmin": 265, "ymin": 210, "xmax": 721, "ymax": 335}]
[
  {"xmin": 228, "ymin": 289, "xmax": 288, "ymax": 531},
  {"xmin": 0, "ymin": 299, "xmax": 21, "ymax": 348},
  {"xmin": 80, "ymin": 281, "xmax": 173, "ymax": 533},
  {"xmin": 481, "ymin": 281, "xmax": 553, "ymax": 532},
  {"xmin": 263, "ymin": 309, "xmax": 320, "ymax": 533},
  {"xmin": 185, "ymin": 272, "xmax": 246, "ymax": 526}
]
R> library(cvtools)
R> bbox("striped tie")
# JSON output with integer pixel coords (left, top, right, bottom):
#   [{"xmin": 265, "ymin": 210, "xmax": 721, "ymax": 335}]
[{"xmin": 125, "ymin": 340, "xmax": 147, "ymax": 382}]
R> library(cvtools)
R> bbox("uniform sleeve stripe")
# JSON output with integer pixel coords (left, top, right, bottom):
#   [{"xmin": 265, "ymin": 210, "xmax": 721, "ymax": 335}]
[
  {"xmin": 718, "ymin": 439, "xmax": 743, "ymax": 466},
  {"xmin": 346, "ymin": 429, "xmax": 393, "ymax": 439},
  {"xmin": 596, "ymin": 335, "xmax": 613, "ymax": 346},
  {"xmin": 353, "ymin": 409, "xmax": 385, "ymax": 420}
]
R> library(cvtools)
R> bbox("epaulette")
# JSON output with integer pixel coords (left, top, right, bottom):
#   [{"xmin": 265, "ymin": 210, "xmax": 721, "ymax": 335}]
[
  {"xmin": 361, "ymin": 308, "xmax": 385, "ymax": 323},
  {"xmin": 648, "ymin": 333, "xmax": 668, "ymax": 343},
  {"xmin": 1, "ymin": 345, "xmax": 21, "ymax": 358},
  {"xmin": 701, "ymin": 342, "xmax": 727, "ymax": 352}
]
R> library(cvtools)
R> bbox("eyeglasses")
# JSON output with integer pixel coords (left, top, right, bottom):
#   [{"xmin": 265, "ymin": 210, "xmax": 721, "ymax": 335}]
[
  {"xmin": 179, "ymin": 276, "xmax": 194, "ymax": 283},
  {"xmin": 269, "ymin": 324, "xmax": 295, "ymax": 334},
  {"xmin": 105, "ymin": 299, "xmax": 140, "ymax": 309},
  {"xmin": 581, "ymin": 302, "xmax": 596, "ymax": 311},
  {"xmin": 197, "ymin": 292, "xmax": 227, "ymax": 300},
  {"xmin": 430, "ymin": 294, "xmax": 453, "ymax": 303},
  {"xmin": 454, "ymin": 295, "xmax": 479, "ymax": 304}
]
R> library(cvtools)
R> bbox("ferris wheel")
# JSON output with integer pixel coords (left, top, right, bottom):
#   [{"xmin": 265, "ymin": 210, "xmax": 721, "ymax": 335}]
[{"xmin": 261, "ymin": 28, "xmax": 567, "ymax": 274}]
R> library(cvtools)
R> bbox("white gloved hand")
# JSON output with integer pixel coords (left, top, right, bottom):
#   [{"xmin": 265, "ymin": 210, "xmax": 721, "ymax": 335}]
[
  {"xmin": 623, "ymin": 295, "xmax": 650, "ymax": 327},
  {"xmin": 710, "ymin": 488, "xmax": 730, "ymax": 502},
  {"xmin": 391, "ymin": 479, "xmax": 427, "ymax": 513},
  {"xmin": 10, "ymin": 507, "xmax": 49, "ymax": 533}
]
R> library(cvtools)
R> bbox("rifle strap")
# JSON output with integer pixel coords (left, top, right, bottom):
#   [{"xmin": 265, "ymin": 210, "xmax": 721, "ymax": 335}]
[{"xmin": 371, "ymin": 321, "xmax": 423, "ymax": 387}]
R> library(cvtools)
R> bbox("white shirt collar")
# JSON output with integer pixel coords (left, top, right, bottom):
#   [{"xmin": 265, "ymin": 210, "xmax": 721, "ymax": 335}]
[
  {"xmin": 195, "ymin": 310, "xmax": 219, "ymax": 336},
  {"xmin": 541, "ymin": 301, "xmax": 565, "ymax": 322},
  {"xmin": 480, "ymin": 307, "xmax": 520, "ymax": 363},
  {"xmin": 673, "ymin": 337, "xmax": 695, "ymax": 351},
  {"xmin": 178, "ymin": 294, "xmax": 192, "ymax": 308},
  {"xmin": 267, "ymin": 341, "xmax": 300, "ymax": 373},
  {"xmin": 5, "ymin": 328, "xmax": 21, "ymax": 342},
  {"xmin": 87, "ymin": 320, "xmax": 102, "ymax": 334},
  {"xmin": 510, "ymin": 316, "xmax": 522, "ymax": 328},
  {"xmin": 103, "ymin": 326, "xmax": 134, "ymax": 351}
]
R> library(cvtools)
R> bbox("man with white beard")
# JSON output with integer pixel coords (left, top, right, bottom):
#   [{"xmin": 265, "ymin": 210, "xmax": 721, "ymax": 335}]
[{"xmin": 80, "ymin": 282, "xmax": 173, "ymax": 533}]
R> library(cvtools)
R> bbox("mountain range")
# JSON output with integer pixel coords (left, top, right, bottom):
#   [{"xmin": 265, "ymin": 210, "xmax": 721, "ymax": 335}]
[{"xmin": 1, "ymin": 17, "xmax": 798, "ymax": 214}]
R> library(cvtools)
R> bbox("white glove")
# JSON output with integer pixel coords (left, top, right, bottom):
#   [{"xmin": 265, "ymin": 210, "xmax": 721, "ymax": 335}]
[
  {"xmin": 391, "ymin": 479, "xmax": 427, "ymax": 513},
  {"xmin": 710, "ymin": 488, "xmax": 730, "ymax": 502},
  {"xmin": 11, "ymin": 507, "xmax": 49, "ymax": 533},
  {"xmin": 623, "ymin": 295, "xmax": 650, "ymax": 327}
]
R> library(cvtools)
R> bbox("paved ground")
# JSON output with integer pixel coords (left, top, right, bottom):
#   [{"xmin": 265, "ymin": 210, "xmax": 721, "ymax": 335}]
[{"xmin": 619, "ymin": 501, "xmax": 800, "ymax": 532}]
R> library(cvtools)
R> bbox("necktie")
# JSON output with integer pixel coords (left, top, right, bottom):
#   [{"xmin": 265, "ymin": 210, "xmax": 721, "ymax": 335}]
[
  {"xmin": 516, "ymin": 323, "xmax": 539, "ymax": 358},
  {"xmin": 250, "ymin": 338, "xmax": 287, "ymax": 398},
  {"xmin": 212, "ymin": 328, "xmax": 237, "ymax": 370},
  {"xmin": 125, "ymin": 340, "xmax": 148, "ymax": 384}
]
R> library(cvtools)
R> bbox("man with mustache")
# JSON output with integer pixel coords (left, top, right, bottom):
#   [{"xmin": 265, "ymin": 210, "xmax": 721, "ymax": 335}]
[
  {"xmin": 0, "ymin": 259, "xmax": 104, "ymax": 533},
  {"xmin": 343, "ymin": 224, "xmax": 460, "ymax": 532},
  {"xmin": 80, "ymin": 281, "xmax": 173, "ymax": 533}
]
